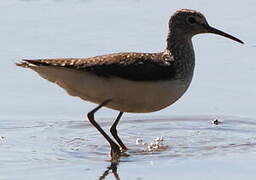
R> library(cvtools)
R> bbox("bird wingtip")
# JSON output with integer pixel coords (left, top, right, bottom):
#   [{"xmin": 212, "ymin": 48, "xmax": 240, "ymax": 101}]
[{"xmin": 15, "ymin": 59, "xmax": 37, "ymax": 68}]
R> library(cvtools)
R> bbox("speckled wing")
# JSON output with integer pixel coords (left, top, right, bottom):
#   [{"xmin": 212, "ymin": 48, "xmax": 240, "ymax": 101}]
[{"xmin": 17, "ymin": 52, "xmax": 176, "ymax": 81}]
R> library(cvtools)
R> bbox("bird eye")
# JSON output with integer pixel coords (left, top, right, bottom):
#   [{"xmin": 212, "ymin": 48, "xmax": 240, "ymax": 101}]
[{"xmin": 187, "ymin": 16, "xmax": 196, "ymax": 25}]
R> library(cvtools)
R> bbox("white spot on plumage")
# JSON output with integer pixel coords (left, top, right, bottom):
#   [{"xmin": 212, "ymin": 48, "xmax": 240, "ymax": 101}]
[{"xmin": 70, "ymin": 60, "xmax": 75, "ymax": 65}]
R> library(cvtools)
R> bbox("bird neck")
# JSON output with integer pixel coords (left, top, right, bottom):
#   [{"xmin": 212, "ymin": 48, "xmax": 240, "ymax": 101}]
[
  {"xmin": 166, "ymin": 31, "xmax": 195, "ymax": 81},
  {"xmin": 166, "ymin": 31, "xmax": 193, "ymax": 55}
]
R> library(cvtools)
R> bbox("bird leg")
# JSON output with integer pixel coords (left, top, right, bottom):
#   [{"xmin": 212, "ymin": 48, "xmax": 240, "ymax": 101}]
[
  {"xmin": 110, "ymin": 112, "xmax": 127, "ymax": 152},
  {"xmin": 87, "ymin": 99, "xmax": 121, "ymax": 156}
]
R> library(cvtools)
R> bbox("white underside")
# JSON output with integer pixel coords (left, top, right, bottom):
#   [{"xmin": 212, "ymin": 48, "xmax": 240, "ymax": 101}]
[{"xmin": 30, "ymin": 66, "xmax": 191, "ymax": 113}]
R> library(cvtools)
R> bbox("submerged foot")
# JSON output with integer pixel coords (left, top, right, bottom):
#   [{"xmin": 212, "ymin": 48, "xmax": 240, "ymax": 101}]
[
  {"xmin": 110, "ymin": 146, "xmax": 130, "ymax": 161},
  {"xmin": 120, "ymin": 147, "xmax": 128, "ymax": 153}
]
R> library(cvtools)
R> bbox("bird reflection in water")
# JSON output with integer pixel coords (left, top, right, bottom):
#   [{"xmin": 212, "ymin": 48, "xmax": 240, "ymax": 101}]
[{"xmin": 99, "ymin": 159, "xmax": 120, "ymax": 180}]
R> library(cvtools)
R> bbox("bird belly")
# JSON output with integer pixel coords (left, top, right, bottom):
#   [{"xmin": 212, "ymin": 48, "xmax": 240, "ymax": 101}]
[
  {"xmin": 106, "ymin": 78, "xmax": 190, "ymax": 113},
  {"xmin": 31, "ymin": 66, "xmax": 191, "ymax": 113}
]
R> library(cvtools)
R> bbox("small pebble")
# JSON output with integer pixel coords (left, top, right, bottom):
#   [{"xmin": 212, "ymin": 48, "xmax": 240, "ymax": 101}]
[{"xmin": 212, "ymin": 119, "xmax": 221, "ymax": 125}]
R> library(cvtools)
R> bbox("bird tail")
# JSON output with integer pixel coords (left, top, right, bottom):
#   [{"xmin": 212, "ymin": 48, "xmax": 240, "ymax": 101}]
[{"xmin": 16, "ymin": 59, "xmax": 38, "ymax": 68}]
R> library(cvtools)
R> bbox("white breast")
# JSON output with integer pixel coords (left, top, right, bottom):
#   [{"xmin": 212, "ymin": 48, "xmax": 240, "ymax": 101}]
[{"xmin": 31, "ymin": 66, "xmax": 191, "ymax": 113}]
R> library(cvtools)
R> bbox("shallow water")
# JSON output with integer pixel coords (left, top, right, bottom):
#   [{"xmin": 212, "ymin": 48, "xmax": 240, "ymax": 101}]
[
  {"xmin": 1, "ymin": 116, "xmax": 256, "ymax": 179},
  {"xmin": 1, "ymin": 0, "xmax": 256, "ymax": 179}
]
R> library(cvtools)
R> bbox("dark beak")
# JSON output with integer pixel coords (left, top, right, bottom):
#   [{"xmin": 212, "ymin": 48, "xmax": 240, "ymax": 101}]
[{"xmin": 207, "ymin": 26, "xmax": 244, "ymax": 44}]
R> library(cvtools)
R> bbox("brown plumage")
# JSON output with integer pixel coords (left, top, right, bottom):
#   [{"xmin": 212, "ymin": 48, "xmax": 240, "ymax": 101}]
[{"xmin": 17, "ymin": 51, "xmax": 176, "ymax": 81}]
